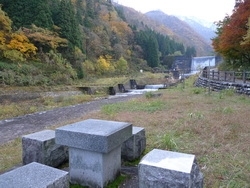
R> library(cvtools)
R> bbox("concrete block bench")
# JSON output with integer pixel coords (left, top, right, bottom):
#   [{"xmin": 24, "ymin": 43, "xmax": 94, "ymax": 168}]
[
  {"xmin": 55, "ymin": 119, "xmax": 132, "ymax": 188},
  {"xmin": 22, "ymin": 130, "xmax": 68, "ymax": 167},
  {"xmin": 122, "ymin": 126, "xmax": 146, "ymax": 161},
  {"xmin": 139, "ymin": 149, "xmax": 203, "ymax": 188},
  {"xmin": 0, "ymin": 162, "xmax": 69, "ymax": 188}
]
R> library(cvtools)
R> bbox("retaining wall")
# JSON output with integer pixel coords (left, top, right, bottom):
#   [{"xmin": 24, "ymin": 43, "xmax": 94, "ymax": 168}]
[{"xmin": 195, "ymin": 76, "xmax": 250, "ymax": 95}]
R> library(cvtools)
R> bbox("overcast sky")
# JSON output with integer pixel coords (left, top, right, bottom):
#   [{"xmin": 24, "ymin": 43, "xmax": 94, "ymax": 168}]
[{"xmin": 115, "ymin": 0, "xmax": 235, "ymax": 22}]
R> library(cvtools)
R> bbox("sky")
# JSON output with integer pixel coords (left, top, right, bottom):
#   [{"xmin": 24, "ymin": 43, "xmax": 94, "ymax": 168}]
[{"xmin": 115, "ymin": 0, "xmax": 236, "ymax": 23}]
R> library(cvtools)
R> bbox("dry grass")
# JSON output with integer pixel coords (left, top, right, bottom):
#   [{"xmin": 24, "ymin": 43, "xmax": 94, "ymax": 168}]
[
  {"xmin": 0, "ymin": 75, "xmax": 250, "ymax": 187},
  {"xmin": 81, "ymin": 77, "xmax": 250, "ymax": 187},
  {"xmin": 0, "ymin": 138, "xmax": 22, "ymax": 173},
  {"xmin": 0, "ymin": 94, "xmax": 96, "ymax": 120}
]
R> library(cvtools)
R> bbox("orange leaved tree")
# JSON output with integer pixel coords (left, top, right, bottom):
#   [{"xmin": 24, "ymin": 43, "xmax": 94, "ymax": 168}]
[{"xmin": 212, "ymin": 0, "xmax": 250, "ymax": 69}]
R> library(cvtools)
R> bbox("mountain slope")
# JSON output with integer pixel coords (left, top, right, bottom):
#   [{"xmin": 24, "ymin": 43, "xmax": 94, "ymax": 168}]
[
  {"xmin": 178, "ymin": 16, "xmax": 216, "ymax": 44},
  {"xmin": 145, "ymin": 11, "xmax": 213, "ymax": 56},
  {"xmin": 116, "ymin": 5, "xmax": 175, "ymax": 37}
]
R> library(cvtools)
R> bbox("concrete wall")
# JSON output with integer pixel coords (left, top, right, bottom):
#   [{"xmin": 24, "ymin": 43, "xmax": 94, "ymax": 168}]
[{"xmin": 191, "ymin": 56, "xmax": 215, "ymax": 73}]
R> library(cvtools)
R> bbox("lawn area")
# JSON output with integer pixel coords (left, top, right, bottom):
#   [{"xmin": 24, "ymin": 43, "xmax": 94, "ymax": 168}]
[{"xmin": 0, "ymin": 75, "xmax": 250, "ymax": 187}]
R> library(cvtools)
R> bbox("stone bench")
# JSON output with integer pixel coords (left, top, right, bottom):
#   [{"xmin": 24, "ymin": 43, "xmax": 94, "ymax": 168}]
[
  {"xmin": 22, "ymin": 130, "xmax": 68, "ymax": 167},
  {"xmin": 55, "ymin": 119, "xmax": 132, "ymax": 188},
  {"xmin": 0, "ymin": 162, "xmax": 69, "ymax": 188},
  {"xmin": 122, "ymin": 126, "xmax": 146, "ymax": 161},
  {"xmin": 139, "ymin": 149, "xmax": 203, "ymax": 188}
]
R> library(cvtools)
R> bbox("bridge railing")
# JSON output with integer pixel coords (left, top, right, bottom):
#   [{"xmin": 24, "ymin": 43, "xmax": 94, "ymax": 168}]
[{"xmin": 202, "ymin": 70, "xmax": 250, "ymax": 84}]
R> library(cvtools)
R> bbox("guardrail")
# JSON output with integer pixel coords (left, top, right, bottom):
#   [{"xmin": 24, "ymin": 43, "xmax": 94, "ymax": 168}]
[
  {"xmin": 202, "ymin": 70, "xmax": 250, "ymax": 84},
  {"xmin": 195, "ymin": 70, "xmax": 250, "ymax": 95}
]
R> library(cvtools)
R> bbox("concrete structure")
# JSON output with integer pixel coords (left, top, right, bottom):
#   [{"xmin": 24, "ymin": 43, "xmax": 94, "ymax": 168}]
[
  {"xmin": 122, "ymin": 126, "xmax": 146, "ymax": 161},
  {"xmin": 55, "ymin": 119, "xmax": 132, "ymax": 188},
  {"xmin": 0, "ymin": 162, "xmax": 69, "ymax": 188},
  {"xmin": 139, "ymin": 149, "xmax": 203, "ymax": 188},
  {"xmin": 191, "ymin": 56, "xmax": 215, "ymax": 73},
  {"xmin": 22, "ymin": 130, "xmax": 68, "ymax": 167}
]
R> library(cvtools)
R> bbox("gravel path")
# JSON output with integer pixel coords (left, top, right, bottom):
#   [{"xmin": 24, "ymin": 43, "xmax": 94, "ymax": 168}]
[{"xmin": 0, "ymin": 94, "xmax": 142, "ymax": 145}]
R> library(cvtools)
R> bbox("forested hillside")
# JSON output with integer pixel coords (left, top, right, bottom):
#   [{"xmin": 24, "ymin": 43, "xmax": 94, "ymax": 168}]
[
  {"xmin": 145, "ymin": 11, "xmax": 213, "ymax": 56},
  {"xmin": 0, "ymin": 0, "xmax": 208, "ymax": 86}
]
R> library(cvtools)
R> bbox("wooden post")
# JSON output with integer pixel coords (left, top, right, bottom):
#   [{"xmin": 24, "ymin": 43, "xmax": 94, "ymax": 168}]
[
  {"xmin": 243, "ymin": 71, "xmax": 246, "ymax": 83},
  {"xmin": 233, "ymin": 71, "xmax": 235, "ymax": 82}
]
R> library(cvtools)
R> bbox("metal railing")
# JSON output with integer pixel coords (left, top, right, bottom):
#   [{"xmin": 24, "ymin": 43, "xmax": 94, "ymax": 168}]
[{"xmin": 202, "ymin": 70, "xmax": 250, "ymax": 84}]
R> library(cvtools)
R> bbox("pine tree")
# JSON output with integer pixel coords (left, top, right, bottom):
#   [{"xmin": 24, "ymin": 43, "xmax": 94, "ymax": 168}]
[
  {"xmin": 56, "ymin": 0, "xmax": 82, "ymax": 51},
  {"xmin": 146, "ymin": 35, "xmax": 159, "ymax": 68},
  {"xmin": 0, "ymin": 0, "xmax": 53, "ymax": 29}
]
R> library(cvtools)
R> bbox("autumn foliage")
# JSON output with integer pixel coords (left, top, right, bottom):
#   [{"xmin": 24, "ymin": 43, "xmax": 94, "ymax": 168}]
[
  {"xmin": 0, "ymin": 7, "xmax": 37, "ymax": 61},
  {"xmin": 212, "ymin": 0, "xmax": 250, "ymax": 70}
]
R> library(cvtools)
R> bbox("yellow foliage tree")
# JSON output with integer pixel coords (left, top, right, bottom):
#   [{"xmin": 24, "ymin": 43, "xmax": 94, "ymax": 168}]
[
  {"xmin": 110, "ymin": 21, "xmax": 132, "ymax": 38},
  {"xmin": 96, "ymin": 55, "xmax": 114, "ymax": 75},
  {"xmin": 0, "ymin": 7, "xmax": 37, "ymax": 61},
  {"xmin": 7, "ymin": 33, "xmax": 37, "ymax": 58},
  {"xmin": 0, "ymin": 7, "xmax": 12, "ymax": 51},
  {"xmin": 0, "ymin": 7, "xmax": 11, "ymax": 32}
]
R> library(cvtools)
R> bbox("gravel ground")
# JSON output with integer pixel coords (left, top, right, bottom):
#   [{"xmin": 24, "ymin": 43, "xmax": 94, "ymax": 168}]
[{"xmin": 0, "ymin": 94, "xmax": 142, "ymax": 145}]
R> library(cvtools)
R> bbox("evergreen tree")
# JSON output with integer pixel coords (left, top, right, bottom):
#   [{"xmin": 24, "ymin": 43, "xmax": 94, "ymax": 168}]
[
  {"xmin": 75, "ymin": 0, "xmax": 84, "ymax": 25},
  {"xmin": 0, "ymin": 0, "xmax": 53, "ymax": 29},
  {"xmin": 56, "ymin": 0, "xmax": 82, "ymax": 51},
  {"xmin": 33, "ymin": 0, "xmax": 53, "ymax": 29},
  {"xmin": 49, "ymin": 0, "xmax": 60, "ymax": 24},
  {"xmin": 185, "ymin": 46, "xmax": 196, "ymax": 57},
  {"xmin": 145, "ymin": 35, "xmax": 159, "ymax": 68},
  {"xmin": 84, "ymin": 0, "xmax": 95, "ymax": 27}
]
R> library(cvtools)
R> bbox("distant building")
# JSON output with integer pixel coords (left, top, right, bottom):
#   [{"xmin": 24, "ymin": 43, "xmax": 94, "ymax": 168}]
[
  {"xmin": 172, "ymin": 56, "xmax": 192, "ymax": 73},
  {"xmin": 172, "ymin": 55, "xmax": 222, "ymax": 74},
  {"xmin": 191, "ymin": 56, "xmax": 216, "ymax": 73}
]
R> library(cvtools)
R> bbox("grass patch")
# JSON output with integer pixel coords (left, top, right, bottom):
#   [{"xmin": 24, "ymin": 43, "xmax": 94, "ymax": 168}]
[
  {"xmin": 157, "ymin": 132, "xmax": 178, "ymax": 151},
  {"xmin": 0, "ymin": 138, "xmax": 22, "ymax": 172},
  {"xmin": 101, "ymin": 98, "xmax": 167, "ymax": 116},
  {"xmin": 0, "ymin": 94, "xmax": 95, "ymax": 119}
]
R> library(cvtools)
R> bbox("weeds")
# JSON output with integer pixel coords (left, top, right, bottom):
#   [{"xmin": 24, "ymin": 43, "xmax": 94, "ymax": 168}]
[{"xmin": 157, "ymin": 133, "xmax": 178, "ymax": 151}]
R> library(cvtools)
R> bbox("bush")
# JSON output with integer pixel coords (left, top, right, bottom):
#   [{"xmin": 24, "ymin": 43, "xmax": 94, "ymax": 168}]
[{"xmin": 0, "ymin": 57, "xmax": 77, "ymax": 86}]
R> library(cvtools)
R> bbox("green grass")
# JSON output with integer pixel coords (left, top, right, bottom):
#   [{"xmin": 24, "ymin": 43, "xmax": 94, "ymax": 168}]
[{"xmin": 101, "ymin": 98, "xmax": 167, "ymax": 116}]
